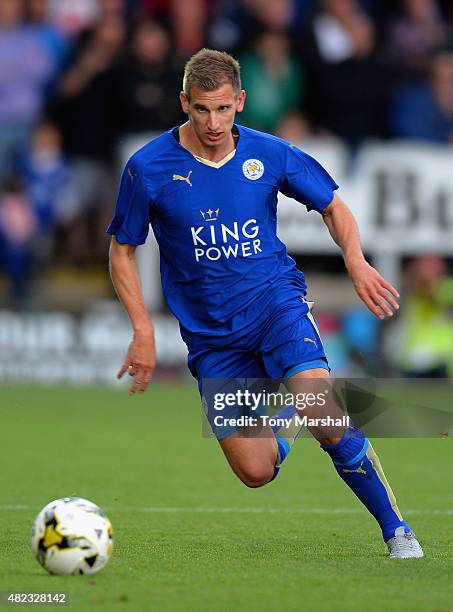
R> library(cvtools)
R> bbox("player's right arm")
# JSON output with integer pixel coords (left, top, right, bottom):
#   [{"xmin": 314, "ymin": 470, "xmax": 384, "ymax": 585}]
[
  {"xmin": 109, "ymin": 238, "xmax": 156, "ymax": 395},
  {"xmin": 107, "ymin": 156, "xmax": 155, "ymax": 394}
]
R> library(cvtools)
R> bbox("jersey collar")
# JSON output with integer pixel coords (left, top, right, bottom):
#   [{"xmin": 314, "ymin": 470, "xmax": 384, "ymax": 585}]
[
  {"xmin": 193, "ymin": 148, "xmax": 236, "ymax": 168},
  {"xmin": 170, "ymin": 124, "xmax": 240, "ymax": 169}
]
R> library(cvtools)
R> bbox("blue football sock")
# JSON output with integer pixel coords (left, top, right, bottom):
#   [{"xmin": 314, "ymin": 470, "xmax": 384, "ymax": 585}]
[
  {"xmin": 270, "ymin": 436, "xmax": 291, "ymax": 481},
  {"xmin": 268, "ymin": 405, "xmax": 301, "ymax": 482},
  {"xmin": 322, "ymin": 428, "xmax": 411, "ymax": 542},
  {"xmin": 270, "ymin": 405, "xmax": 302, "ymax": 446},
  {"xmin": 276, "ymin": 436, "xmax": 291, "ymax": 466}
]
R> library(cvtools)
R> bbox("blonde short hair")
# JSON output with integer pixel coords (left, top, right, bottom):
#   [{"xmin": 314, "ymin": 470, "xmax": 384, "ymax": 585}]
[{"xmin": 183, "ymin": 48, "xmax": 241, "ymax": 99}]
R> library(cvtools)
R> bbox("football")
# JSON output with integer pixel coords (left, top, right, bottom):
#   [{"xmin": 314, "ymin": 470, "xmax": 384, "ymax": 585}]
[{"xmin": 31, "ymin": 497, "xmax": 113, "ymax": 575}]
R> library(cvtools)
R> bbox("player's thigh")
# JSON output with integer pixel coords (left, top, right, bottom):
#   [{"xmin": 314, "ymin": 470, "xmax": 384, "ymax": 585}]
[
  {"xmin": 194, "ymin": 347, "xmax": 278, "ymax": 485},
  {"xmin": 289, "ymin": 367, "xmax": 330, "ymax": 380},
  {"xmin": 195, "ymin": 347, "xmax": 265, "ymax": 439}
]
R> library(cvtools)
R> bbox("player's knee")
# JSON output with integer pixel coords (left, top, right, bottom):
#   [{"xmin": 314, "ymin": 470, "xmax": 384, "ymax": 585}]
[{"xmin": 237, "ymin": 464, "xmax": 275, "ymax": 488}]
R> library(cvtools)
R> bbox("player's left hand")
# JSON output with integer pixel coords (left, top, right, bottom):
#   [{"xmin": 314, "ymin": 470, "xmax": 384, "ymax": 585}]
[{"xmin": 347, "ymin": 259, "xmax": 400, "ymax": 319}]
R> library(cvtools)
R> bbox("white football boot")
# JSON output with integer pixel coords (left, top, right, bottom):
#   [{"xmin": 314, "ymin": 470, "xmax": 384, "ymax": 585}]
[{"xmin": 386, "ymin": 526, "xmax": 424, "ymax": 559}]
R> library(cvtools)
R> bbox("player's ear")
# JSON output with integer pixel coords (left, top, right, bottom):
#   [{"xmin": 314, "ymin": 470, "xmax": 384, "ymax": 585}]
[
  {"xmin": 236, "ymin": 90, "xmax": 246, "ymax": 112},
  {"xmin": 180, "ymin": 91, "xmax": 189, "ymax": 114}
]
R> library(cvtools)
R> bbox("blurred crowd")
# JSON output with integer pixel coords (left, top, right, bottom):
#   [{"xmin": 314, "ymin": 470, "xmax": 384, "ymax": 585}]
[
  {"xmin": 0, "ymin": 0, "xmax": 453, "ymax": 371},
  {"xmin": 326, "ymin": 254, "xmax": 453, "ymax": 377}
]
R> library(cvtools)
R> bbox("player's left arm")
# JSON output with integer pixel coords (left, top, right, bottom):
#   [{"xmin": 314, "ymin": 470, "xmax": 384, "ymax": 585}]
[{"xmin": 322, "ymin": 194, "xmax": 399, "ymax": 319}]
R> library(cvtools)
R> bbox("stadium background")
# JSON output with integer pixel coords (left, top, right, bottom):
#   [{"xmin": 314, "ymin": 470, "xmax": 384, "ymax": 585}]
[
  {"xmin": 1, "ymin": 2, "xmax": 453, "ymax": 610},
  {"xmin": 1, "ymin": 0, "xmax": 453, "ymax": 382}
]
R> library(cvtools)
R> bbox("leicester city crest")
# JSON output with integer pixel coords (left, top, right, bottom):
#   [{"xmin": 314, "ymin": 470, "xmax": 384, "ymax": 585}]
[{"xmin": 242, "ymin": 159, "xmax": 264, "ymax": 180}]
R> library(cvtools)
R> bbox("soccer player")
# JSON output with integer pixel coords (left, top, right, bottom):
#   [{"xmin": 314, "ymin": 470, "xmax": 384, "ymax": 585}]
[{"xmin": 108, "ymin": 49, "xmax": 423, "ymax": 559}]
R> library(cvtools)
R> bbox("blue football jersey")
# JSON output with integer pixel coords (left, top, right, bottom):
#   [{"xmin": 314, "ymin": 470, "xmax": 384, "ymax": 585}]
[{"xmin": 107, "ymin": 125, "xmax": 338, "ymax": 348}]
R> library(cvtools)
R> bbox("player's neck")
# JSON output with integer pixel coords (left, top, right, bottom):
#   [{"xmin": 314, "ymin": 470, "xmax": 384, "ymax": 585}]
[{"xmin": 179, "ymin": 122, "xmax": 235, "ymax": 163}]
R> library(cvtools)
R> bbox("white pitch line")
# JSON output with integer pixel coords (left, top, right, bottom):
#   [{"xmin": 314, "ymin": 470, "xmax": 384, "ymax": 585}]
[
  {"xmin": 0, "ymin": 504, "xmax": 359, "ymax": 513},
  {"xmin": 0, "ymin": 504, "xmax": 32, "ymax": 510},
  {"xmin": 0, "ymin": 504, "xmax": 452, "ymax": 516}
]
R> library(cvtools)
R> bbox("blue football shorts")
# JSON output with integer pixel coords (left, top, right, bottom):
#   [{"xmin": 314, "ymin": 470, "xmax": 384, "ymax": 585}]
[{"xmin": 189, "ymin": 298, "xmax": 330, "ymax": 440}]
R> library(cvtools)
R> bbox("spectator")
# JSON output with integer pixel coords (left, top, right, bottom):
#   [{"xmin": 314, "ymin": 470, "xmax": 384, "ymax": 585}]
[
  {"xmin": 217, "ymin": 0, "xmax": 301, "ymax": 53},
  {"xmin": 384, "ymin": 0, "xmax": 447, "ymax": 83},
  {"xmin": 299, "ymin": 0, "xmax": 390, "ymax": 145},
  {"xmin": 0, "ymin": 176, "xmax": 37, "ymax": 304},
  {"xmin": 396, "ymin": 255, "xmax": 453, "ymax": 377},
  {"xmin": 46, "ymin": 0, "xmax": 99, "ymax": 39},
  {"xmin": 26, "ymin": 0, "xmax": 71, "ymax": 84},
  {"xmin": 439, "ymin": 0, "xmax": 453, "ymax": 24},
  {"xmin": 310, "ymin": 0, "xmax": 376, "ymax": 64},
  {"xmin": 244, "ymin": 0, "xmax": 299, "ymax": 33},
  {"xmin": 19, "ymin": 120, "xmax": 78, "ymax": 235},
  {"xmin": 0, "ymin": 0, "xmax": 54, "ymax": 185},
  {"xmin": 171, "ymin": 0, "xmax": 210, "ymax": 59},
  {"xmin": 111, "ymin": 19, "xmax": 184, "ymax": 135},
  {"xmin": 55, "ymin": 16, "xmax": 125, "ymax": 161},
  {"xmin": 53, "ymin": 16, "xmax": 126, "ymax": 264},
  {"xmin": 275, "ymin": 110, "xmax": 313, "ymax": 143},
  {"xmin": 390, "ymin": 48, "xmax": 453, "ymax": 143},
  {"xmin": 140, "ymin": 0, "xmax": 210, "ymax": 57},
  {"xmin": 98, "ymin": 0, "xmax": 126, "ymax": 21},
  {"xmin": 205, "ymin": 0, "xmax": 244, "ymax": 51},
  {"xmin": 239, "ymin": 30, "xmax": 302, "ymax": 133}
]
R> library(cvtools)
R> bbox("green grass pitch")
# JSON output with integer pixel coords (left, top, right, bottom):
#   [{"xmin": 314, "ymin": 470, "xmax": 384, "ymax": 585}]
[{"xmin": 0, "ymin": 385, "xmax": 452, "ymax": 611}]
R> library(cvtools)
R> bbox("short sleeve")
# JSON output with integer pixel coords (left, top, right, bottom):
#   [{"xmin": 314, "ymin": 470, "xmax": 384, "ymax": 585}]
[
  {"xmin": 280, "ymin": 144, "xmax": 339, "ymax": 213},
  {"xmin": 107, "ymin": 160, "xmax": 152, "ymax": 245}
]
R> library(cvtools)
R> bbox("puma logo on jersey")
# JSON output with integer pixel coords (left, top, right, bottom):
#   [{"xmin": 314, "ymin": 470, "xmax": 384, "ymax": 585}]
[
  {"xmin": 128, "ymin": 167, "xmax": 135, "ymax": 181},
  {"xmin": 173, "ymin": 170, "xmax": 192, "ymax": 186},
  {"xmin": 342, "ymin": 461, "xmax": 367, "ymax": 475},
  {"xmin": 303, "ymin": 337, "xmax": 317, "ymax": 345}
]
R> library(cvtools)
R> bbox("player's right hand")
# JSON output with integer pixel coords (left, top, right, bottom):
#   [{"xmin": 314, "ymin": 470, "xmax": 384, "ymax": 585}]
[{"xmin": 117, "ymin": 330, "xmax": 156, "ymax": 395}]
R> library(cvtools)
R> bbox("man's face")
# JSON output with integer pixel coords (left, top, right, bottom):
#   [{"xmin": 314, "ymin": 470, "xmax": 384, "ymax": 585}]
[
  {"xmin": 0, "ymin": 0, "xmax": 23, "ymax": 28},
  {"xmin": 180, "ymin": 83, "xmax": 245, "ymax": 148}
]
